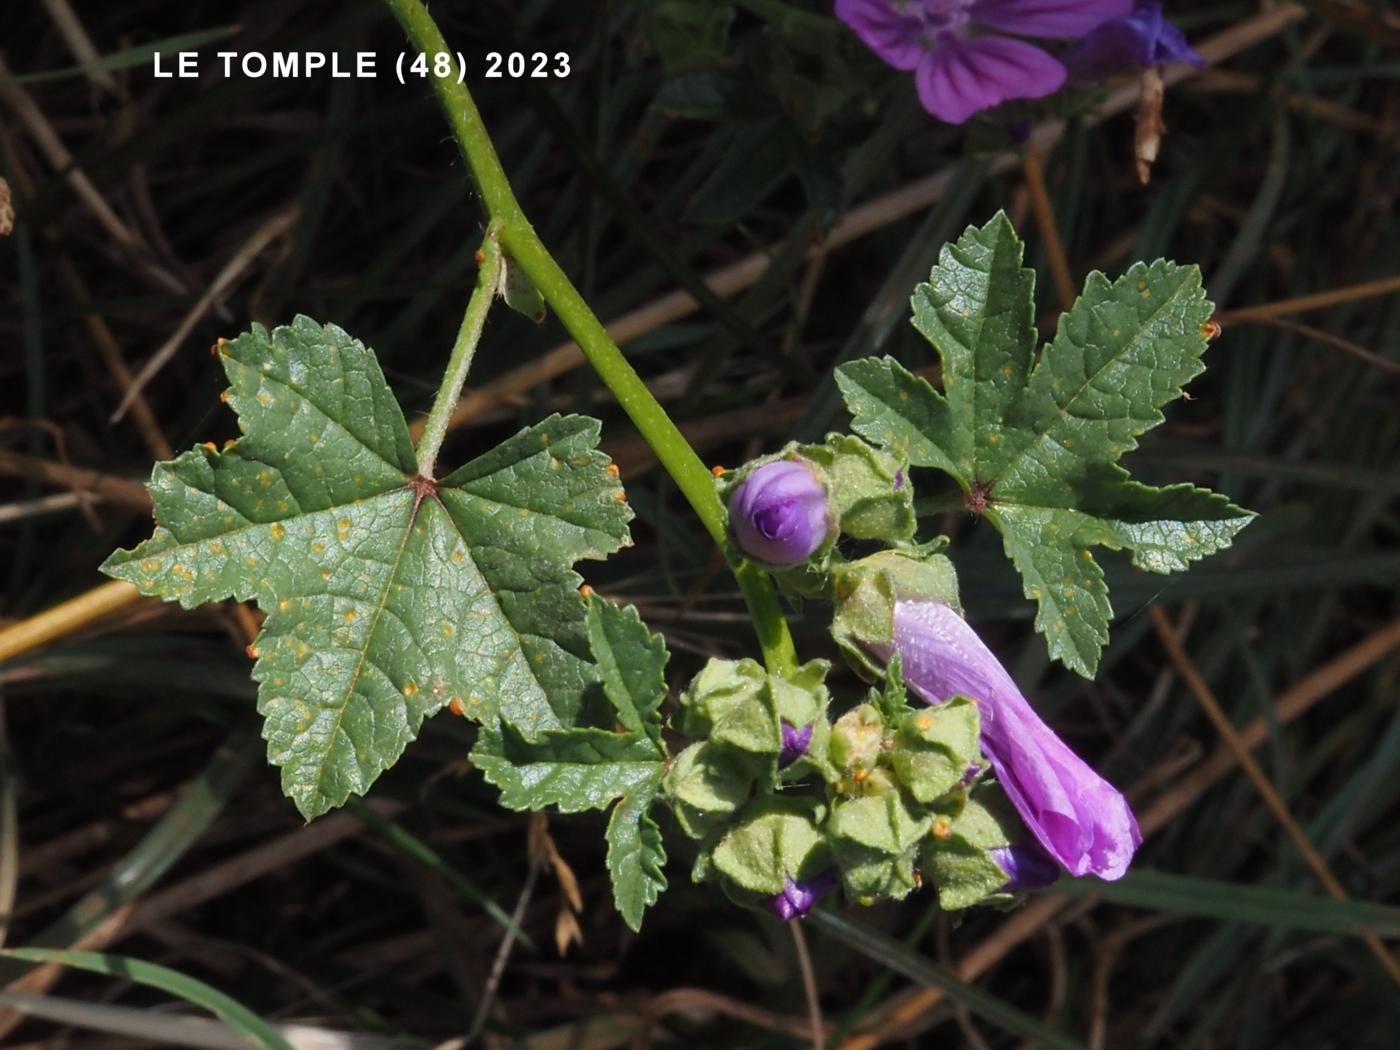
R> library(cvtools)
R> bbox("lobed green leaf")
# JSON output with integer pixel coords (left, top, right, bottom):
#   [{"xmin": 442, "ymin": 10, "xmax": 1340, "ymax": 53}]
[
  {"xmin": 838, "ymin": 215, "xmax": 1254, "ymax": 675},
  {"xmin": 103, "ymin": 317, "xmax": 631, "ymax": 818}
]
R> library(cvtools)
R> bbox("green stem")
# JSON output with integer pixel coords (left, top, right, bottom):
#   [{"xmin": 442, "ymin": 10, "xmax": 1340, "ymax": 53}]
[
  {"xmin": 416, "ymin": 229, "xmax": 502, "ymax": 478},
  {"xmin": 385, "ymin": 0, "xmax": 798, "ymax": 675}
]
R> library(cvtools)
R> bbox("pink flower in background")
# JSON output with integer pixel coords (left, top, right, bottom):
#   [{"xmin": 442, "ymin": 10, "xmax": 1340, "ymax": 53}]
[{"xmin": 836, "ymin": 0, "xmax": 1133, "ymax": 123}]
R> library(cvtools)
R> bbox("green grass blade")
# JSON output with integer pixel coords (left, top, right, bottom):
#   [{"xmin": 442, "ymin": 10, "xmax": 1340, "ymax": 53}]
[
  {"xmin": 1052, "ymin": 869, "xmax": 1400, "ymax": 937},
  {"xmin": 1, "ymin": 948, "xmax": 293, "ymax": 1050}
]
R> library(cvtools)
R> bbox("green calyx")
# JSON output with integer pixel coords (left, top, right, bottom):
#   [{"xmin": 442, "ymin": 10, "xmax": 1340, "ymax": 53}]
[
  {"xmin": 920, "ymin": 791, "xmax": 1019, "ymax": 911},
  {"xmin": 796, "ymin": 433, "xmax": 916, "ymax": 544},
  {"xmin": 709, "ymin": 795, "xmax": 831, "ymax": 900},
  {"xmin": 830, "ymin": 547, "xmax": 962, "ymax": 679}
]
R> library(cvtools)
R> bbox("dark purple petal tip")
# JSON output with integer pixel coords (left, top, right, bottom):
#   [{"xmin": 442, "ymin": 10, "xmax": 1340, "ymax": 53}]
[
  {"xmin": 990, "ymin": 844, "xmax": 1062, "ymax": 892},
  {"xmin": 885, "ymin": 599, "xmax": 1141, "ymax": 880},
  {"xmin": 729, "ymin": 460, "xmax": 831, "ymax": 565},
  {"xmin": 768, "ymin": 871, "xmax": 838, "ymax": 921},
  {"xmin": 1064, "ymin": 3, "xmax": 1204, "ymax": 83},
  {"xmin": 779, "ymin": 721, "xmax": 815, "ymax": 768}
]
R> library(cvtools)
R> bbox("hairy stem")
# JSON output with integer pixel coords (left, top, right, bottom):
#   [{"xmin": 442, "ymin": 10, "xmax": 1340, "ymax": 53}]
[
  {"xmin": 416, "ymin": 229, "xmax": 502, "ymax": 478},
  {"xmin": 384, "ymin": 0, "xmax": 798, "ymax": 674}
]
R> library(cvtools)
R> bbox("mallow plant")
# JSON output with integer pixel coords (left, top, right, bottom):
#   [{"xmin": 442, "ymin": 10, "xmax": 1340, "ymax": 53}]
[{"xmin": 102, "ymin": 0, "xmax": 1252, "ymax": 933}]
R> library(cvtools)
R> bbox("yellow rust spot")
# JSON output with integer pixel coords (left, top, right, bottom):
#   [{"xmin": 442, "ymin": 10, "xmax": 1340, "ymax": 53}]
[
  {"xmin": 607, "ymin": 463, "xmax": 621, "ymax": 479},
  {"xmin": 442, "ymin": 624, "xmax": 455, "ymax": 637},
  {"xmin": 257, "ymin": 392, "xmax": 272, "ymax": 406},
  {"xmin": 519, "ymin": 507, "xmax": 530, "ymax": 517},
  {"xmin": 219, "ymin": 389, "xmax": 231, "ymax": 404},
  {"xmin": 578, "ymin": 584, "xmax": 593, "ymax": 598},
  {"xmin": 710, "ymin": 464, "xmax": 725, "ymax": 477},
  {"xmin": 899, "ymin": 390, "xmax": 910, "ymax": 401},
  {"xmin": 258, "ymin": 471, "xmax": 273, "ymax": 487},
  {"xmin": 245, "ymin": 556, "xmax": 257, "ymax": 567},
  {"xmin": 245, "ymin": 644, "xmax": 260, "ymax": 660},
  {"xmin": 337, "ymin": 518, "xmax": 351, "ymax": 538},
  {"xmin": 344, "ymin": 609, "xmax": 357, "ymax": 623},
  {"xmin": 211, "ymin": 337, "xmax": 229, "ymax": 357},
  {"xmin": 915, "ymin": 713, "xmax": 933, "ymax": 732},
  {"xmin": 448, "ymin": 697, "xmax": 466, "ymax": 717},
  {"xmin": 853, "ymin": 769, "xmax": 868, "ymax": 783},
  {"xmin": 201, "ymin": 441, "xmax": 218, "ymax": 453},
  {"xmin": 404, "ymin": 682, "xmax": 418, "ymax": 697},
  {"xmin": 312, "ymin": 542, "xmax": 324, "ymax": 554},
  {"xmin": 613, "ymin": 489, "xmax": 627, "ymax": 503},
  {"xmin": 451, "ymin": 549, "xmax": 465, "ymax": 563},
  {"xmin": 269, "ymin": 523, "xmax": 286, "ymax": 541},
  {"xmin": 931, "ymin": 817, "xmax": 952, "ymax": 840}
]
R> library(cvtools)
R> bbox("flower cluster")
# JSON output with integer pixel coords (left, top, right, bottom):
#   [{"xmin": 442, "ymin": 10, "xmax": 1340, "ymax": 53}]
[
  {"xmin": 836, "ymin": 0, "xmax": 1199, "ymax": 124},
  {"xmin": 705, "ymin": 450, "xmax": 1141, "ymax": 920}
]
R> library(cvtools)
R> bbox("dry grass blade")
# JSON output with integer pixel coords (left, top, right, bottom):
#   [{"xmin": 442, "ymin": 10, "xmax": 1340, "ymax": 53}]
[{"xmin": 114, "ymin": 205, "xmax": 301, "ymax": 419}]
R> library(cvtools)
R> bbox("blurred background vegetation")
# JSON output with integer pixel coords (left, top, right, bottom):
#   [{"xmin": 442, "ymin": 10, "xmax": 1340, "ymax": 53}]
[{"xmin": 1, "ymin": 0, "xmax": 1399, "ymax": 1047}]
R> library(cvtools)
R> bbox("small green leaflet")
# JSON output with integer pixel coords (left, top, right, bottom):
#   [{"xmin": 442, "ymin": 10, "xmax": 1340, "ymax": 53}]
[
  {"xmin": 473, "ymin": 595, "xmax": 669, "ymax": 930},
  {"xmin": 837, "ymin": 213, "xmax": 1253, "ymax": 676},
  {"xmin": 102, "ymin": 316, "xmax": 631, "ymax": 819}
]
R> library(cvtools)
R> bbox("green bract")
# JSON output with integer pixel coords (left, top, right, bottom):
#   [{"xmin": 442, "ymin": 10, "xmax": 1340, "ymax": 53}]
[
  {"xmin": 836, "ymin": 213, "xmax": 1254, "ymax": 676},
  {"xmin": 102, "ymin": 317, "xmax": 631, "ymax": 820}
]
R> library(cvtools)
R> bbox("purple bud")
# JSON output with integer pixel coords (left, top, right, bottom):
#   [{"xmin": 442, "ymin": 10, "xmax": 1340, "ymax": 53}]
[
  {"xmin": 879, "ymin": 600, "xmax": 1141, "ymax": 880},
  {"xmin": 959, "ymin": 762, "xmax": 983, "ymax": 786},
  {"xmin": 1064, "ymin": 3, "xmax": 1204, "ymax": 84},
  {"xmin": 729, "ymin": 460, "xmax": 831, "ymax": 565},
  {"xmin": 893, "ymin": 469, "xmax": 905, "ymax": 491},
  {"xmin": 778, "ymin": 720, "xmax": 814, "ymax": 768},
  {"xmin": 768, "ymin": 870, "xmax": 837, "ymax": 921},
  {"xmin": 989, "ymin": 844, "xmax": 1061, "ymax": 893}
]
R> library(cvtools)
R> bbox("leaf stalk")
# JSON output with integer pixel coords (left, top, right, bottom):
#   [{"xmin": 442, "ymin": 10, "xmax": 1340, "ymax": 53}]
[{"xmin": 384, "ymin": 0, "xmax": 797, "ymax": 674}]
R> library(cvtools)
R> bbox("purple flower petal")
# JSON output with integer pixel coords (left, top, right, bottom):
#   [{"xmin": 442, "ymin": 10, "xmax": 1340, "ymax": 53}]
[
  {"xmin": 885, "ymin": 600, "xmax": 1140, "ymax": 879},
  {"xmin": 729, "ymin": 460, "xmax": 831, "ymax": 565},
  {"xmin": 836, "ymin": 0, "xmax": 929, "ymax": 71},
  {"xmin": 779, "ymin": 721, "xmax": 815, "ymax": 768},
  {"xmin": 768, "ymin": 871, "xmax": 838, "ymax": 920},
  {"xmin": 1063, "ymin": 3, "xmax": 1204, "ymax": 83},
  {"xmin": 969, "ymin": 0, "xmax": 1133, "ymax": 38},
  {"xmin": 989, "ymin": 843, "xmax": 1061, "ymax": 891},
  {"xmin": 914, "ymin": 34, "xmax": 1067, "ymax": 124}
]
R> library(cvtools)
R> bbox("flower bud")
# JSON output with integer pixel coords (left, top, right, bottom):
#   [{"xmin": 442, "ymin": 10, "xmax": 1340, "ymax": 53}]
[
  {"xmin": 767, "ymin": 871, "xmax": 838, "ymax": 921},
  {"xmin": 778, "ymin": 720, "xmax": 814, "ymax": 768},
  {"xmin": 829, "ymin": 704, "xmax": 885, "ymax": 774},
  {"xmin": 728, "ymin": 460, "xmax": 831, "ymax": 565}
]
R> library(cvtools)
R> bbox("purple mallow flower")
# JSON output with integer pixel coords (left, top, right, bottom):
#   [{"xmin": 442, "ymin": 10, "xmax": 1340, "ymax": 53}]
[
  {"xmin": 729, "ymin": 460, "xmax": 831, "ymax": 566},
  {"xmin": 990, "ymin": 843, "xmax": 1061, "ymax": 892},
  {"xmin": 779, "ymin": 721, "xmax": 815, "ymax": 768},
  {"xmin": 1064, "ymin": 3, "xmax": 1203, "ymax": 83},
  {"xmin": 768, "ymin": 871, "xmax": 839, "ymax": 921},
  {"xmin": 883, "ymin": 599, "xmax": 1140, "ymax": 879},
  {"xmin": 836, "ymin": 0, "xmax": 1132, "ymax": 124}
]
